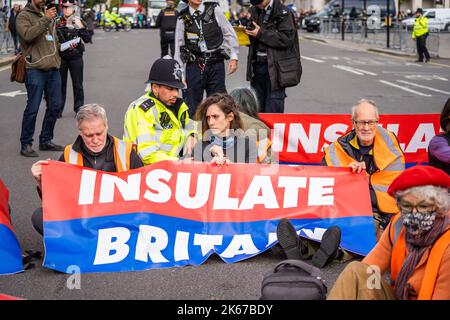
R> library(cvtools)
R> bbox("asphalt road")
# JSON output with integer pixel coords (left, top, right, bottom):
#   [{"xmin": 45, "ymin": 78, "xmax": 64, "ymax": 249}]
[{"xmin": 0, "ymin": 28, "xmax": 449, "ymax": 300}]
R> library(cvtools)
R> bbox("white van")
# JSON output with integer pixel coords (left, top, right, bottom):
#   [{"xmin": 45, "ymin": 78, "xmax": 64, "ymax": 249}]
[{"xmin": 402, "ymin": 8, "xmax": 450, "ymax": 32}]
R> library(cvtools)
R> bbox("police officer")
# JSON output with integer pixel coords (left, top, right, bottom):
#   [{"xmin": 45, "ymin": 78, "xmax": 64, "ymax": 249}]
[
  {"xmin": 56, "ymin": 0, "xmax": 92, "ymax": 117},
  {"xmin": 156, "ymin": 0, "xmax": 178, "ymax": 57},
  {"xmin": 413, "ymin": 8, "xmax": 430, "ymax": 63},
  {"xmin": 245, "ymin": 0, "xmax": 302, "ymax": 113},
  {"xmin": 123, "ymin": 57, "xmax": 198, "ymax": 165},
  {"xmin": 174, "ymin": 0, "xmax": 239, "ymax": 117}
]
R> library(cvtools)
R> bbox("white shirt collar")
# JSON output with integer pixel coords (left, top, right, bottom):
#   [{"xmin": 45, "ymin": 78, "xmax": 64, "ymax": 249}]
[
  {"xmin": 265, "ymin": 0, "xmax": 274, "ymax": 11},
  {"xmin": 189, "ymin": 3, "xmax": 205, "ymax": 15}
]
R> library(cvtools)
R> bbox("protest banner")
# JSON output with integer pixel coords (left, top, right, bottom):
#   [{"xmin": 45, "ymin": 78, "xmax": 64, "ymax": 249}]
[
  {"xmin": 259, "ymin": 113, "xmax": 440, "ymax": 166},
  {"xmin": 0, "ymin": 179, "xmax": 23, "ymax": 275},
  {"xmin": 42, "ymin": 161, "xmax": 375, "ymax": 273}
]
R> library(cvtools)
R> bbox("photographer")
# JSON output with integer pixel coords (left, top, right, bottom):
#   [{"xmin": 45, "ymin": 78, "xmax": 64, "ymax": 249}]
[
  {"xmin": 245, "ymin": 0, "xmax": 302, "ymax": 113},
  {"xmin": 15, "ymin": 0, "xmax": 64, "ymax": 157},
  {"xmin": 56, "ymin": 0, "xmax": 92, "ymax": 117}
]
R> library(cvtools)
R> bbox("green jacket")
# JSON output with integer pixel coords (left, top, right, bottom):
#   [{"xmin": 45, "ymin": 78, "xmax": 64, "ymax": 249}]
[
  {"xmin": 412, "ymin": 16, "xmax": 428, "ymax": 39},
  {"xmin": 15, "ymin": 3, "xmax": 60, "ymax": 70}
]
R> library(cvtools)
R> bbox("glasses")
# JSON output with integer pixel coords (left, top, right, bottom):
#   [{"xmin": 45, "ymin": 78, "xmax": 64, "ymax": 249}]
[
  {"xmin": 353, "ymin": 119, "xmax": 378, "ymax": 128},
  {"xmin": 398, "ymin": 202, "xmax": 436, "ymax": 213}
]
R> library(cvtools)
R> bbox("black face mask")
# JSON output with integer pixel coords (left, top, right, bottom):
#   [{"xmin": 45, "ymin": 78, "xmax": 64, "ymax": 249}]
[{"xmin": 401, "ymin": 210, "xmax": 437, "ymax": 235}]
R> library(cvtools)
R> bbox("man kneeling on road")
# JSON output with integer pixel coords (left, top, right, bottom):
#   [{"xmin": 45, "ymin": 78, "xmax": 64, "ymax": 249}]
[
  {"xmin": 123, "ymin": 57, "xmax": 197, "ymax": 165},
  {"xmin": 30, "ymin": 104, "xmax": 144, "ymax": 235}
]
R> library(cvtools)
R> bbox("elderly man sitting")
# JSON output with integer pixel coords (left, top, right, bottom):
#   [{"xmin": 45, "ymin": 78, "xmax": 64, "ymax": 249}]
[
  {"xmin": 328, "ymin": 165, "xmax": 450, "ymax": 300},
  {"xmin": 324, "ymin": 99, "xmax": 405, "ymax": 239},
  {"xmin": 30, "ymin": 104, "xmax": 144, "ymax": 236}
]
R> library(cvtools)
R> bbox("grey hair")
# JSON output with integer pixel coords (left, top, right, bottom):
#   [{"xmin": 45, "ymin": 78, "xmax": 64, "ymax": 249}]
[
  {"xmin": 351, "ymin": 99, "xmax": 379, "ymax": 120},
  {"xmin": 395, "ymin": 185, "xmax": 450, "ymax": 216},
  {"xmin": 76, "ymin": 104, "xmax": 108, "ymax": 128},
  {"xmin": 229, "ymin": 87, "xmax": 260, "ymax": 119}
]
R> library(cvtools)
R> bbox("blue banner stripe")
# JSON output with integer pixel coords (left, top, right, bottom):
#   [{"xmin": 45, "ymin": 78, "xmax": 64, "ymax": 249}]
[
  {"xmin": 0, "ymin": 224, "xmax": 23, "ymax": 275},
  {"xmin": 43, "ymin": 212, "xmax": 375, "ymax": 273}
]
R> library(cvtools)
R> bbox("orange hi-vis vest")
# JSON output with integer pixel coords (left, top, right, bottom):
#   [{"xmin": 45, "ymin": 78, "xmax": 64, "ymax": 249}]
[
  {"xmin": 63, "ymin": 136, "xmax": 133, "ymax": 172},
  {"xmin": 324, "ymin": 127, "xmax": 405, "ymax": 214},
  {"xmin": 389, "ymin": 213, "xmax": 450, "ymax": 300}
]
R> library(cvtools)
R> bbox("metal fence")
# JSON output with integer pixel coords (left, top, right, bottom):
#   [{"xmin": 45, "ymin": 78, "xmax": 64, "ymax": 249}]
[{"xmin": 318, "ymin": 18, "xmax": 440, "ymax": 58}]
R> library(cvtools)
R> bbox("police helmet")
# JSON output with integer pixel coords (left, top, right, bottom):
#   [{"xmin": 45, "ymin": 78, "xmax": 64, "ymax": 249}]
[
  {"xmin": 146, "ymin": 56, "xmax": 185, "ymax": 90},
  {"xmin": 415, "ymin": 8, "xmax": 423, "ymax": 14}
]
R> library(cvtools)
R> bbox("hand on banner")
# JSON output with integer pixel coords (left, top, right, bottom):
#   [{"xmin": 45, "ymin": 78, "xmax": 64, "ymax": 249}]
[
  {"xmin": 185, "ymin": 135, "xmax": 197, "ymax": 157},
  {"xmin": 210, "ymin": 145, "xmax": 224, "ymax": 158},
  {"xmin": 210, "ymin": 155, "xmax": 230, "ymax": 166},
  {"xmin": 349, "ymin": 161, "xmax": 366, "ymax": 174},
  {"xmin": 31, "ymin": 159, "xmax": 50, "ymax": 189}
]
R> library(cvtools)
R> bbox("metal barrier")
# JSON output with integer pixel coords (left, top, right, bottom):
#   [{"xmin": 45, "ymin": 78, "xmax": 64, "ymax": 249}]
[{"xmin": 318, "ymin": 18, "xmax": 440, "ymax": 57}]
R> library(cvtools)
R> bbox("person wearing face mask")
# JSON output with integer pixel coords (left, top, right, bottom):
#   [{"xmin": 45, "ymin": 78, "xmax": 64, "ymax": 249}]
[
  {"xmin": 328, "ymin": 165, "xmax": 450, "ymax": 300},
  {"xmin": 56, "ymin": 0, "xmax": 92, "ymax": 118},
  {"xmin": 190, "ymin": 93, "xmax": 257, "ymax": 165},
  {"xmin": 123, "ymin": 57, "xmax": 198, "ymax": 165},
  {"xmin": 30, "ymin": 104, "xmax": 144, "ymax": 236}
]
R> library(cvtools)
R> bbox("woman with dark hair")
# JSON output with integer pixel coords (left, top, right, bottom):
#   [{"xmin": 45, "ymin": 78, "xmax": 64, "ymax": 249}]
[
  {"xmin": 229, "ymin": 87, "xmax": 274, "ymax": 163},
  {"xmin": 191, "ymin": 93, "xmax": 258, "ymax": 165},
  {"xmin": 428, "ymin": 98, "xmax": 450, "ymax": 175}
]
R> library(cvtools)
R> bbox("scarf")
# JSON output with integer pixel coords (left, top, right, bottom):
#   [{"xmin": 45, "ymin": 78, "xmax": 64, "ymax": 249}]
[{"xmin": 394, "ymin": 215, "xmax": 448, "ymax": 300}]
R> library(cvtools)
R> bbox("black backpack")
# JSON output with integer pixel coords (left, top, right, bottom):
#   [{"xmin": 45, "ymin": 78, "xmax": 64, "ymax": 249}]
[{"xmin": 260, "ymin": 259, "xmax": 327, "ymax": 300}]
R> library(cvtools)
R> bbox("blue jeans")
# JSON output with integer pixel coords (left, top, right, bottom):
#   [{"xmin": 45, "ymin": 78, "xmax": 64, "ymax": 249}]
[{"xmin": 20, "ymin": 68, "xmax": 62, "ymax": 148}]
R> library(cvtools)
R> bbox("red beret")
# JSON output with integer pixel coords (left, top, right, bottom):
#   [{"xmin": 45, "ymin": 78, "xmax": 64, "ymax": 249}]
[{"xmin": 388, "ymin": 165, "xmax": 450, "ymax": 196}]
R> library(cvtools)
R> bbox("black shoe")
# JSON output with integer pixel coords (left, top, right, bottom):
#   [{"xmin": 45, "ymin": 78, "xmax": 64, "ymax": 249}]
[
  {"xmin": 425, "ymin": 58, "xmax": 430, "ymax": 63},
  {"xmin": 39, "ymin": 142, "xmax": 64, "ymax": 151},
  {"xmin": 20, "ymin": 145, "xmax": 39, "ymax": 157},
  {"xmin": 312, "ymin": 226, "xmax": 341, "ymax": 268},
  {"xmin": 276, "ymin": 218, "xmax": 304, "ymax": 260},
  {"xmin": 414, "ymin": 59, "xmax": 423, "ymax": 63}
]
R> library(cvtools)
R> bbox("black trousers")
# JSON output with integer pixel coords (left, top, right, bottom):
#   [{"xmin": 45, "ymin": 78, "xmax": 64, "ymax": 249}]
[
  {"xmin": 251, "ymin": 62, "xmax": 286, "ymax": 113},
  {"xmin": 184, "ymin": 60, "xmax": 226, "ymax": 117},
  {"xmin": 161, "ymin": 39, "xmax": 175, "ymax": 57},
  {"xmin": 32, "ymin": 207, "xmax": 43, "ymax": 236},
  {"xmin": 416, "ymin": 34, "xmax": 430, "ymax": 62},
  {"xmin": 59, "ymin": 56, "xmax": 85, "ymax": 115}
]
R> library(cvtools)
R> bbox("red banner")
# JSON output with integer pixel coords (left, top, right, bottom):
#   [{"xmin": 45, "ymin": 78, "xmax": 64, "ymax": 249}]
[{"xmin": 259, "ymin": 114, "xmax": 440, "ymax": 165}]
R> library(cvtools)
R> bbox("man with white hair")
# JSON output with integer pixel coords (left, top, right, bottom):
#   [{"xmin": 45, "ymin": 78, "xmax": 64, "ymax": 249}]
[
  {"xmin": 324, "ymin": 99, "xmax": 405, "ymax": 239},
  {"xmin": 30, "ymin": 104, "xmax": 144, "ymax": 235}
]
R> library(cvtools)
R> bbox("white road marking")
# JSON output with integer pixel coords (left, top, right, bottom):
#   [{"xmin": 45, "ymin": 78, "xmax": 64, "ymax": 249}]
[
  {"xmin": 396, "ymin": 80, "xmax": 450, "ymax": 94},
  {"xmin": 0, "ymin": 90, "xmax": 27, "ymax": 97},
  {"xmin": 333, "ymin": 65, "xmax": 364, "ymax": 75},
  {"xmin": 0, "ymin": 65, "xmax": 11, "ymax": 73},
  {"xmin": 302, "ymin": 56, "xmax": 325, "ymax": 63},
  {"xmin": 345, "ymin": 66, "xmax": 377, "ymax": 76},
  {"xmin": 379, "ymin": 80, "xmax": 432, "ymax": 97}
]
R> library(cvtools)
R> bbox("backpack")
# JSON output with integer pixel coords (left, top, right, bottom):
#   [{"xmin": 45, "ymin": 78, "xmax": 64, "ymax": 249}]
[{"xmin": 260, "ymin": 259, "xmax": 327, "ymax": 300}]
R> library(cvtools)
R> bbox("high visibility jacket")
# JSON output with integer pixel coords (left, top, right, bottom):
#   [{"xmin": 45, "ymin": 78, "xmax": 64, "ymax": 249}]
[
  {"xmin": 413, "ymin": 16, "xmax": 428, "ymax": 39},
  {"xmin": 389, "ymin": 214, "xmax": 450, "ymax": 300},
  {"xmin": 63, "ymin": 136, "xmax": 133, "ymax": 172},
  {"xmin": 123, "ymin": 92, "xmax": 197, "ymax": 165},
  {"xmin": 324, "ymin": 127, "xmax": 405, "ymax": 214}
]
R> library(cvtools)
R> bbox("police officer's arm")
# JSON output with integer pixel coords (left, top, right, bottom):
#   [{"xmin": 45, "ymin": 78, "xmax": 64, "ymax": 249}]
[
  {"xmin": 174, "ymin": 18, "xmax": 186, "ymax": 67},
  {"xmin": 215, "ymin": 6, "xmax": 239, "ymax": 62},
  {"xmin": 256, "ymin": 11, "xmax": 297, "ymax": 49},
  {"xmin": 155, "ymin": 10, "xmax": 163, "ymax": 28}
]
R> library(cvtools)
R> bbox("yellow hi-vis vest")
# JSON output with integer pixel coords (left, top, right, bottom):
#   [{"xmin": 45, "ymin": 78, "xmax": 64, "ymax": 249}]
[
  {"xmin": 123, "ymin": 93, "xmax": 197, "ymax": 165},
  {"xmin": 63, "ymin": 136, "xmax": 133, "ymax": 172},
  {"xmin": 413, "ymin": 16, "xmax": 429, "ymax": 39},
  {"xmin": 324, "ymin": 127, "xmax": 405, "ymax": 214}
]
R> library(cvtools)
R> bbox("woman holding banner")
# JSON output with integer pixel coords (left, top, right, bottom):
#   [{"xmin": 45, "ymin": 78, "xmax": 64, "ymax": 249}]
[
  {"xmin": 328, "ymin": 165, "xmax": 450, "ymax": 300},
  {"xmin": 190, "ymin": 93, "xmax": 257, "ymax": 165}
]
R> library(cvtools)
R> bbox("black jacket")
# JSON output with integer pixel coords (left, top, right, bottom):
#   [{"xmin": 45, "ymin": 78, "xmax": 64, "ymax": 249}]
[
  {"xmin": 246, "ymin": 0, "xmax": 302, "ymax": 90},
  {"xmin": 56, "ymin": 17, "xmax": 92, "ymax": 59},
  {"xmin": 156, "ymin": 7, "xmax": 178, "ymax": 40}
]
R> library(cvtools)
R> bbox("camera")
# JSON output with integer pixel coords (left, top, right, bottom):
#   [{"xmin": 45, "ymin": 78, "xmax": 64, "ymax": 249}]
[{"xmin": 244, "ymin": 19, "xmax": 255, "ymax": 31}]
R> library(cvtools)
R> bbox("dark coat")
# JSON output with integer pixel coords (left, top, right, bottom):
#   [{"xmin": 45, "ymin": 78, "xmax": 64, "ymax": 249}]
[{"xmin": 246, "ymin": 0, "xmax": 302, "ymax": 90}]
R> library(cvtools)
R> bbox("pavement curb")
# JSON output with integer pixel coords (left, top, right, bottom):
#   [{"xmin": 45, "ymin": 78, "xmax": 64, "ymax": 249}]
[
  {"xmin": 0, "ymin": 56, "xmax": 15, "ymax": 68},
  {"xmin": 301, "ymin": 35, "xmax": 328, "ymax": 43},
  {"xmin": 367, "ymin": 47, "xmax": 415, "ymax": 57}
]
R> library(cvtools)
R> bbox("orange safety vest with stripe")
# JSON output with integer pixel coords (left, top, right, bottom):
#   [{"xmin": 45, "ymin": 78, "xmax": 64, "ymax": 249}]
[
  {"xmin": 389, "ymin": 213, "xmax": 450, "ymax": 300},
  {"xmin": 63, "ymin": 136, "xmax": 134, "ymax": 172},
  {"xmin": 324, "ymin": 127, "xmax": 405, "ymax": 214}
]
